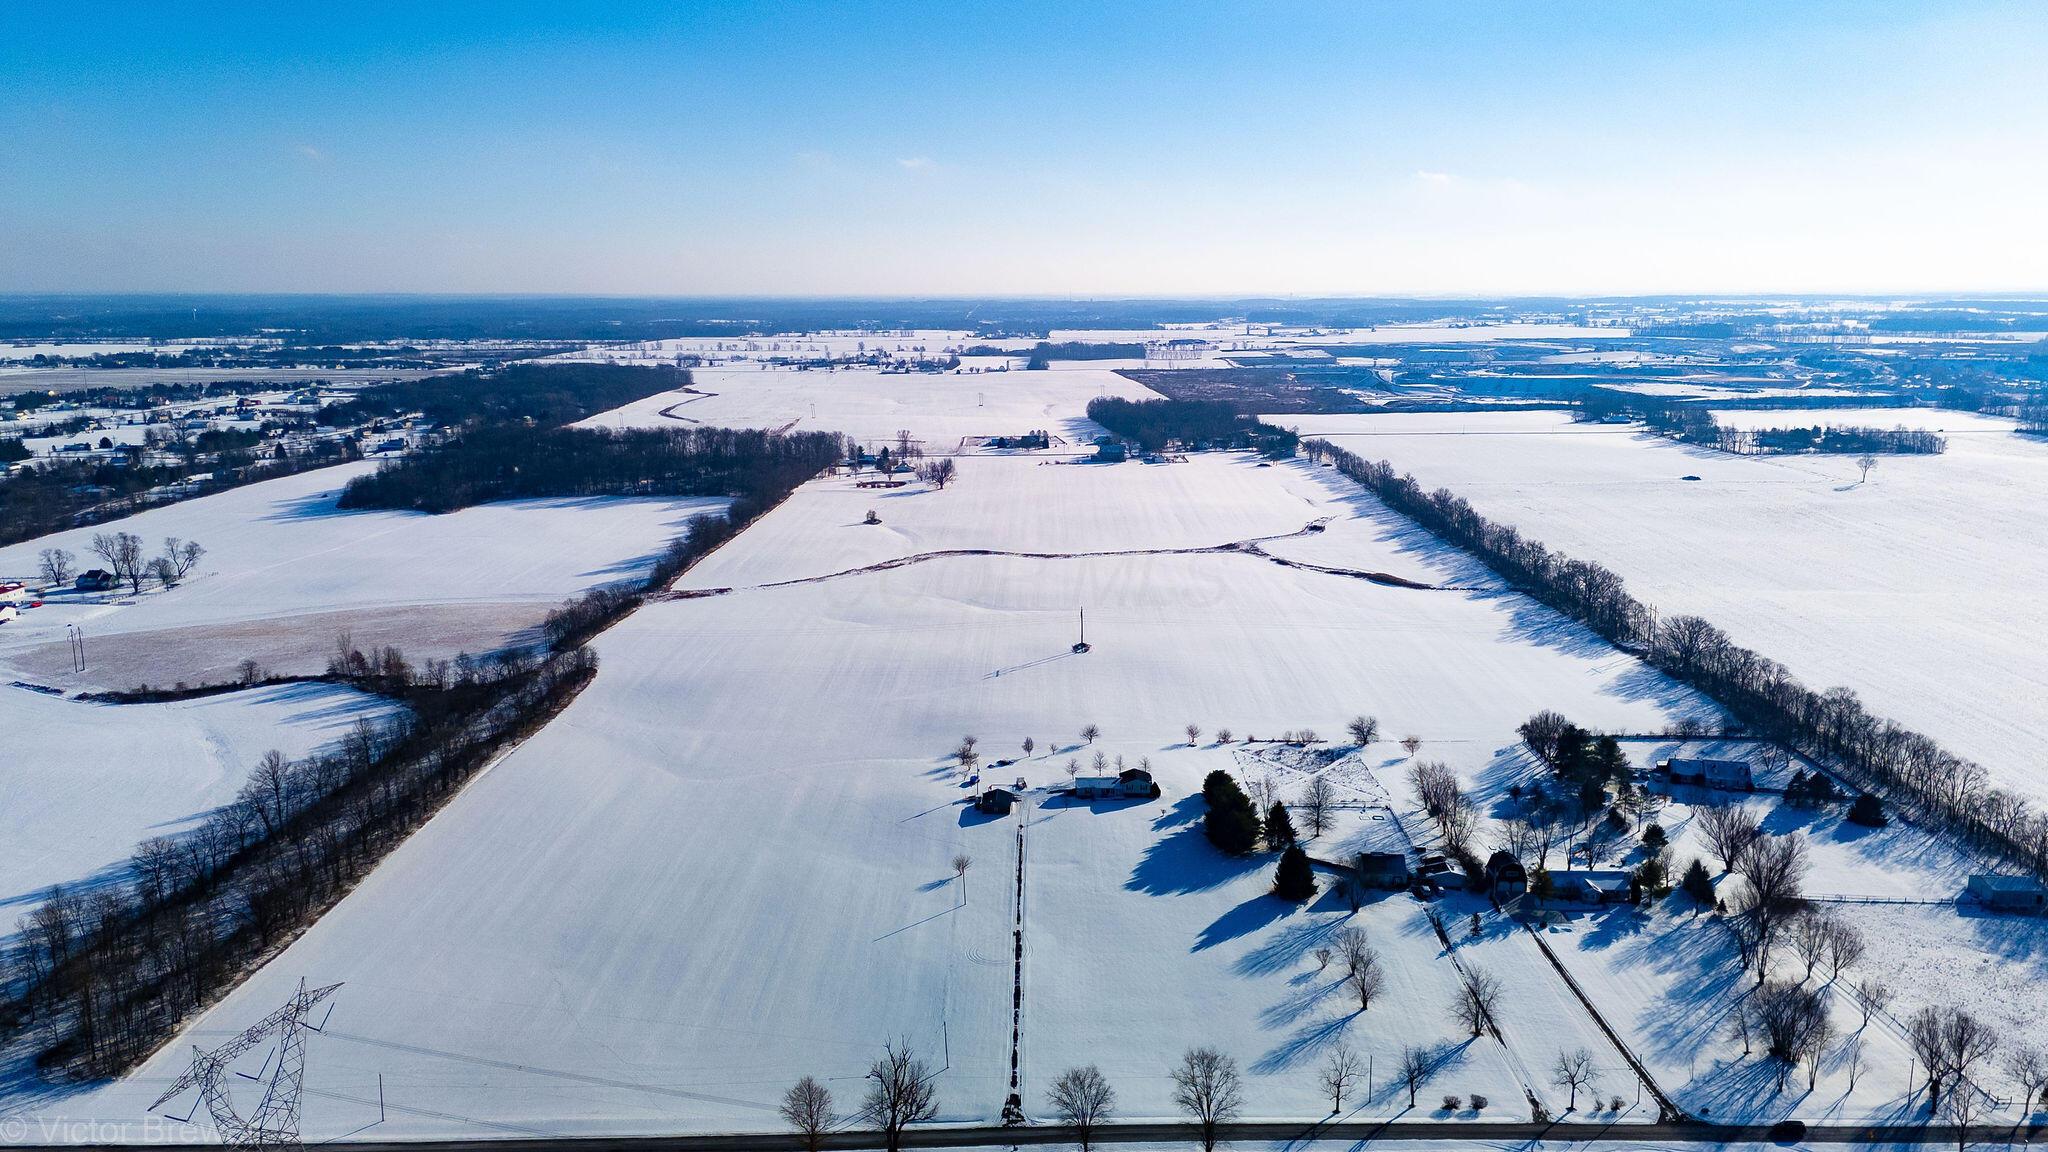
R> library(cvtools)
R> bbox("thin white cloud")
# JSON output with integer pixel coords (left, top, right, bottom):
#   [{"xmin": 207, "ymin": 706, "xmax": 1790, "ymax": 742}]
[
  {"xmin": 295, "ymin": 144, "xmax": 327, "ymax": 163},
  {"xmin": 897, "ymin": 156, "xmax": 935, "ymax": 171}
]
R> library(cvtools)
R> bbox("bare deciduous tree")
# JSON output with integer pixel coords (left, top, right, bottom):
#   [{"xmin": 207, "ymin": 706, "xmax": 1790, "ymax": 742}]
[
  {"xmin": 1301, "ymin": 775, "xmax": 1336, "ymax": 839},
  {"xmin": 38, "ymin": 548, "xmax": 75, "ymax": 585},
  {"xmin": 1398, "ymin": 1045, "xmax": 1431, "ymax": 1107},
  {"xmin": 1856, "ymin": 453, "xmax": 1879, "ymax": 483},
  {"xmin": 1401, "ymin": 735, "xmax": 1423, "ymax": 758},
  {"xmin": 1347, "ymin": 715, "xmax": 1379, "ymax": 746},
  {"xmin": 1697, "ymin": 803, "xmax": 1762, "ymax": 874},
  {"xmin": 1170, "ymin": 1047, "xmax": 1242, "ymax": 1152},
  {"xmin": 861, "ymin": 1039, "xmax": 939, "ymax": 1152},
  {"xmin": 1854, "ymin": 977, "xmax": 1892, "ymax": 1028},
  {"xmin": 1022, "ymin": 736, "xmax": 1035, "ymax": 757},
  {"xmin": 1730, "ymin": 833, "xmax": 1808, "ymax": 982},
  {"xmin": 1345, "ymin": 945, "xmax": 1385, "ymax": 1012},
  {"xmin": 780, "ymin": 1076, "xmax": 835, "ymax": 1152},
  {"xmin": 90, "ymin": 530, "xmax": 146, "ymax": 594},
  {"xmin": 1552, "ymin": 1047, "xmax": 1594, "ymax": 1111},
  {"xmin": 1047, "ymin": 1065, "xmax": 1115, "ymax": 1151},
  {"xmin": 1081, "ymin": 723, "xmax": 1100, "ymax": 745},
  {"xmin": 1319, "ymin": 1045, "xmax": 1361, "ymax": 1114},
  {"xmin": 951, "ymin": 854, "xmax": 972, "ymax": 902},
  {"xmin": 1186, "ymin": 723, "xmax": 1202, "ymax": 746},
  {"xmin": 1453, "ymin": 967, "xmax": 1503, "ymax": 1037}
]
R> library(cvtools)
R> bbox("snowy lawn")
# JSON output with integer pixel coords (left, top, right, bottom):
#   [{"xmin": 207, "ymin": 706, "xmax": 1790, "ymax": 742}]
[
  {"xmin": 1538, "ymin": 902, "xmax": 1924, "ymax": 1125},
  {"xmin": 1274, "ymin": 408, "xmax": 2048, "ymax": 805},
  {"xmin": 0, "ymin": 681, "xmax": 395, "ymax": 911}
]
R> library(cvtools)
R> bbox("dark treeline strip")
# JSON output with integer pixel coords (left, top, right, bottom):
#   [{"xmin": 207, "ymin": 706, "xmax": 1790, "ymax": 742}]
[
  {"xmin": 1085, "ymin": 397, "xmax": 1300, "ymax": 457},
  {"xmin": 1, "ymin": 442, "xmax": 357, "ymax": 549},
  {"xmin": 3, "ymin": 644, "xmax": 599, "ymax": 1077},
  {"xmin": 1301, "ymin": 437, "xmax": 2048, "ymax": 880},
  {"xmin": 1746, "ymin": 425, "xmax": 1947, "ymax": 455},
  {"xmin": 337, "ymin": 424, "xmax": 847, "ymax": 514},
  {"xmin": 316, "ymin": 361, "xmax": 685, "ymax": 429},
  {"xmin": 1575, "ymin": 389, "xmax": 1947, "ymax": 456},
  {"xmin": 963, "ymin": 341, "xmax": 1145, "ymax": 365}
]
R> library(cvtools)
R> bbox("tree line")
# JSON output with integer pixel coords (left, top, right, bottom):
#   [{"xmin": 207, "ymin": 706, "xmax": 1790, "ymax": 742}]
[
  {"xmin": 337, "ymin": 424, "xmax": 847, "ymax": 513},
  {"xmin": 315, "ymin": 361, "xmax": 686, "ymax": 430},
  {"xmin": 2, "ymin": 642, "xmax": 600, "ymax": 1078},
  {"xmin": 1575, "ymin": 390, "xmax": 1946, "ymax": 456},
  {"xmin": 1085, "ymin": 397, "xmax": 1299, "ymax": 457},
  {"xmin": 1302, "ymin": 437, "xmax": 2048, "ymax": 881}
]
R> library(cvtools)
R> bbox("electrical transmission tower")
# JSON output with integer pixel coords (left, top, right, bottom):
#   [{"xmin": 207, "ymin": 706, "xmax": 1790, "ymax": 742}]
[{"xmin": 152, "ymin": 980, "xmax": 342, "ymax": 1151}]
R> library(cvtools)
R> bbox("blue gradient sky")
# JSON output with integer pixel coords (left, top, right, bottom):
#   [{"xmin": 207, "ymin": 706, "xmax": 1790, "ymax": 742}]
[{"xmin": 4, "ymin": 1, "xmax": 2044, "ymax": 295}]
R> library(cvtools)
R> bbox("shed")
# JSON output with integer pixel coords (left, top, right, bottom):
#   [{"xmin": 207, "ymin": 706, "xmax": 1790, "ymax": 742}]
[
  {"xmin": 975, "ymin": 787, "xmax": 1018, "ymax": 815},
  {"xmin": 75, "ymin": 569, "xmax": 118, "ymax": 592},
  {"xmin": 1484, "ymin": 851, "xmax": 1528, "ymax": 899},
  {"xmin": 1660, "ymin": 756, "xmax": 1754, "ymax": 791},
  {"xmin": 1355, "ymin": 851, "xmax": 1411, "ymax": 889},
  {"xmin": 1968, "ymin": 874, "xmax": 2047, "ymax": 913}
]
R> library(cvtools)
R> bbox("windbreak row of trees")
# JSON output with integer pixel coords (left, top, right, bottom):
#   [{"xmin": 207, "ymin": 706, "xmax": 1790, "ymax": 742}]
[
  {"xmin": 337, "ymin": 424, "xmax": 847, "ymax": 513},
  {"xmin": 1301, "ymin": 437, "xmax": 2047, "ymax": 879},
  {"xmin": 1085, "ymin": 397, "xmax": 1299, "ymax": 457},
  {"xmin": 1575, "ymin": 389, "xmax": 1946, "ymax": 456},
  {"xmin": 4, "ymin": 644, "xmax": 599, "ymax": 1077},
  {"xmin": 315, "ymin": 361, "xmax": 686, "ymax": 430}
]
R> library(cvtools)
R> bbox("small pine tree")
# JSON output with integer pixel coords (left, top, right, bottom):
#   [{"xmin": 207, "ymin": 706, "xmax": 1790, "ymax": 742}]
[
  {"xmin": 1265, "ymin": 802, "xmax": 1297, "ymax": 848},
  {"xmin": 1274, "ymin": 845, "xmax": 1316, "ymax": 901},
  {"xmin": 1642, "ymin": 823, "xmax": 1668, "ymax": 850},
  {"xmin": 1681, "ymin": 857, "xmax": 1716, "ymax": 905}
]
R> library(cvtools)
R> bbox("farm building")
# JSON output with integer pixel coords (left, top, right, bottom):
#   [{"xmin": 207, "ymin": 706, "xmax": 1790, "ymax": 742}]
[
  {"xmin": 1967, "ymin": 874, "xmax": 2047, "ymax": 913},
  {"xmin": 1071, "ymin": 766, "xmax": 1157, "ymax": 800},
  {"xmin": 975, "ymin": 787, "xmax": 1018, "ymax": 815},
  {"xmin": 1551, "ymin": 869, "xmax": 1636, "ymax": 904},
  {"xmin": 75, "ymin": 569, "xmax": 118, "ymax": 592},
  {"xmin": 1354, "ymin": 851, "xmax": 1412, "ymax": 889},
  {"xmin": 1658, "ymin": 756, "xmax": 1754, "ymax": 791},
  {"xmin": 1484, "ymin": 851, "xmax": 1528, "ymax": 900}
]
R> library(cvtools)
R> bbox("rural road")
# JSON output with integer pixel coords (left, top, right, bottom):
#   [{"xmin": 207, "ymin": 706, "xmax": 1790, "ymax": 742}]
[{"xmin": 8, "ymin": 1117, "xmax": 2026, "ymax": 1151}]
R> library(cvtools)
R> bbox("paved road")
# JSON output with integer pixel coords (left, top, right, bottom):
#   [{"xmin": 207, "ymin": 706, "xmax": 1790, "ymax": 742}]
[{"xmin": 16, "ymin": 1116, "xmax": 2027, "ymax": 1151}]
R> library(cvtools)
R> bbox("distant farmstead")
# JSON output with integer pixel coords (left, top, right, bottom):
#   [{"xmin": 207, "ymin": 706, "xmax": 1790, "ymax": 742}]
[
  {"xmin": 1658, "ymin": 756, "xmax": 1754, "ymax": 792},
  {"xmin": 75, "ymin": 569, "xmax": 119, "ymax": 592}
]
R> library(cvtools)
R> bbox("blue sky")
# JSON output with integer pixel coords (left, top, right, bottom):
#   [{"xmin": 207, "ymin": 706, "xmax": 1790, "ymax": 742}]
[{"xmin": 3, "ymin": 1, "xmax": 2044, "ymax": 295}]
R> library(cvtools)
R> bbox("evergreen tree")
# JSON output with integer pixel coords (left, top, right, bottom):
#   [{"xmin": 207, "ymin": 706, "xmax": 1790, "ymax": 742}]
[
  {"xmin": 1206, "ymin": 798, "xmax": 1261, "ymax": 855},
  {"xmin": 1847, "ymin": 792, "xmax": 1888, "ymax": 827},
  {"xmin": 1681, "ymin": 857, "xmax": 1717, "ymax": 905},
  {"xmin": 1274, "ymin": 846, "xmax": 1316, "ymax": 901},
  {"xmin": 1265, "ymin": 802, "xmax": 1297, "ymax": 848},
  {"xmin": 1642, "ymin": 822, "xmax": 1668, "ymax": 850},
  {"xmin": 1202, "ymin": 769, "xmax": 1238, "ymax": 807}
]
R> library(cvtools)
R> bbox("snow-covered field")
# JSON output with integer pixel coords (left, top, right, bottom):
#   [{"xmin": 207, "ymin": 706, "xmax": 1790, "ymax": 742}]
[
  {"xmin": 1276, "ymin": 408, "xmax": 2048, "ymax": 805},
  {"xmin": 0, "ymin": 463, "xmax": 727, "ymax": 688},
  {"xmin": 0, "ymin": 680, "xmax": 394, "ymax": 911},
  {"xmin": 27, "ymin": 449, "xmax": 1711, "ymax": 1139},
  {"xmin": 578, "ymin": 364, "xmax": 1161, "ymax": 450}
]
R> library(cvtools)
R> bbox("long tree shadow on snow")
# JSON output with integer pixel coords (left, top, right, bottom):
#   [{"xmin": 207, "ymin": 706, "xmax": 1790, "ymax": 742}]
[{"xmin": 1126, "ymin": 820, "xmax": 1264, "ymax": 897}]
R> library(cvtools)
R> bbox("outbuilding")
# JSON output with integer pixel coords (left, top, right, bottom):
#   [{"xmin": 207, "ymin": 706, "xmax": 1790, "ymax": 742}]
[
  {"xmin": 1967, "ymin": 874, "xmax": 2047, "ymax": 913},
  {"xmin": 975, "ymin": 787, "xmax": 1018, "ymax": 815},
  {"xmin": 75, "ymin": 569, "xmax": 118, "ymax": 592},
  {"xmin": 1484, "ymin": 851, "xmax": 1528, "ymax": 900},
  {"xmin": 1354, "ymin": 851, "xmax": 1411, "ymax": 889}
]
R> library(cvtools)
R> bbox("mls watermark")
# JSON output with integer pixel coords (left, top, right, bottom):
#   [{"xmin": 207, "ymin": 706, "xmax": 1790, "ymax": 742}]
[{"xmin": 0, "ymin": 1115, "xmax": 209, "ymax": 1144}]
